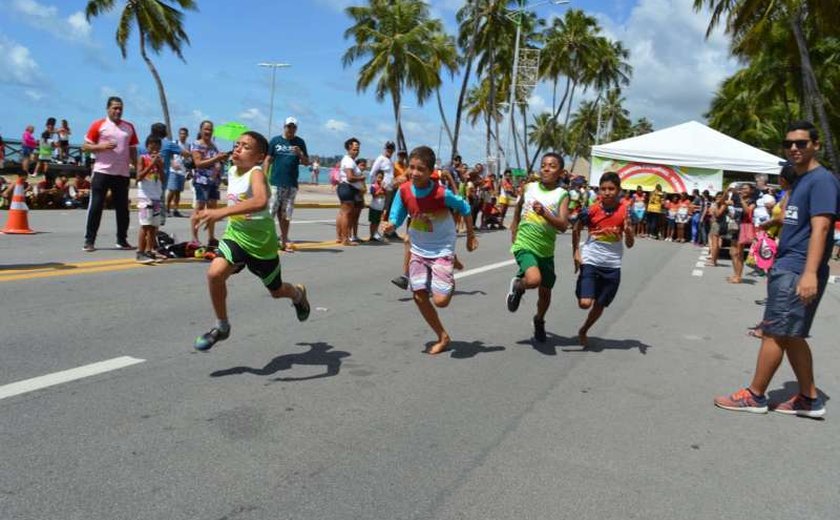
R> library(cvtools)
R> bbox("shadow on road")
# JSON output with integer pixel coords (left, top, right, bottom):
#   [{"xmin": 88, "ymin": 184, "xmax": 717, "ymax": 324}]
[
  {"xmin": 1, "ymin": 262, "xmax": 67, "ymax": 271},
  {"xmin": 424, "ymin": 340, "xmax": 505, "ymax": 359},
  {"xmin": 517, "ymin": 333, "xmax": 651, "ymax": 356},
  {"xmin": 210, "ymin": 342, "xmax": 350, "ymax": 381},
  {"xmin": 398, "ymin": 289, "xmax": 486, "ymax": 302}
]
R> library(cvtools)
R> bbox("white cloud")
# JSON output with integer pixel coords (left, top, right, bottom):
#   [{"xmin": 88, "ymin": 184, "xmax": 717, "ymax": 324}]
[
  {"xmin": 239, "ymin": 108, "xmax": 269, "ymax": 132},
  {"xmin": 595, "ymin": 0, "xmax": 737, "ymax": 129},
  {"xmin": 25, "ymin": 89, "xmax": 44, "ymax": 101},
  {"xmin": 0, "ymin": 35, "xmax": 39, "ymax": 85},
  {"xmin": 325, "ymin": 119, "xmax": 350, "ymax": 132},
  {"xmin": 11, "ymin": 0, "xmax": 94, "ymax": 44}
]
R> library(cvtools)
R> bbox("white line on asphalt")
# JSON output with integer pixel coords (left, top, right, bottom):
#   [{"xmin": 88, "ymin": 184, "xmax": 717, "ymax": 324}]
[
  {"xmin": 698, "ymin": 255, "xmax": 707, "ymax": 261},
  {"xmin": 695, "ymin": 261, "xmax": 706, "ymax": 268},
  {"xmin": 0, "ymin": 356, "xmax": 146, "ymax": 401},
  {"xmin": 455, "ymin": 259, "xmax": 517, "ymax": 280},
  {"xmin": 692, "ymin": 269, "xmax": 704, "ymax": 277}
]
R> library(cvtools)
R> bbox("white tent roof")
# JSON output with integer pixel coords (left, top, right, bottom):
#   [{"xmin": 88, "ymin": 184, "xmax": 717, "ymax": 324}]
[{"xmin": 591, "ymin": 120, "xmax": 783, "ymax": 175}]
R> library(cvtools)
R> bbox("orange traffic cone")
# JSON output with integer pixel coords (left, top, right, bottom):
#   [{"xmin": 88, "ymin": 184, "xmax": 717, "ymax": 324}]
[{"xmin": 2, "ymin": 178, "xmax": 36, "ymax": 234}]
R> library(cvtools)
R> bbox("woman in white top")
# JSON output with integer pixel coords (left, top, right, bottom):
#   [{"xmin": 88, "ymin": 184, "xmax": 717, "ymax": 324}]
[{"xmin": 336, "ymin": 137, "xmax": 366, "ymax": 245}]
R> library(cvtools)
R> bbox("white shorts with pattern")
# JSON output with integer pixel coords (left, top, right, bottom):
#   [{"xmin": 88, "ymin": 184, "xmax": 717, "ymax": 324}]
[{"xmin": 269, "ymin": 186, "xmax": 298, "ymax": 220}]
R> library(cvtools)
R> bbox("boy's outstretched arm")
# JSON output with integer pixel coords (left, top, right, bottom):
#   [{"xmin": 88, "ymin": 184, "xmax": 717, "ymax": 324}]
[
  {"xmin": 624, "ymin": 208, "xmax": 635, "ymax": 248},
  {"xmin": 510, "ymin": 195, "xmax": 524, "ymax": 243},
  {"xmin": 197, "ymin": 168, "xmax": 270, "ymax": 227},
  {"xmin": 572, "ymin": 218, "xmax": 583, "ymax": 273}
]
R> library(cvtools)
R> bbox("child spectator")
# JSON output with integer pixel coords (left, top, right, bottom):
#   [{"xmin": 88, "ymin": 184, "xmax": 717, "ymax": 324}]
[
  {"xmin": 506, "ymin": 152, "xmax": 570, "ymax": 343},
  {"xmin": 72, "ymin": 173, "xmax": 91, "ymax": 208},
  {"xmin": 675, "ymin": 192, "xmax": 691, "ymax": 243},
  {"xmin": 572, "ymin": 172, "xmax": 635, "ymax": 348},
  {"xmin": 190, "ymin": 120, "xmax": 228, "ymax": 246},
  {"xmin": 382, "ymin": 146, "xmax": 478, "ymax": 355},
  {"xmin": 193, "ymin": 131, "xmax": 310, "ymax": 351},
  {"xmin": 35, "ymin": 131, "xmax": 53, "ymax": 178},
  {"xmin": 136, "ymin": 136, "xmax": 165, "ymax": 263},
  {"xmin": 368, "ymin": 170, "xmax": 386, "ymax": 242},
  {"xmin": 21, "ymin": 125, "xmax": 37, "ymax": 176},
  {"xmin": 664, "ymin": 194, "xmax": 677, "ymax": 241},
  {"xmin": 58, "ymin": 120, "xmax": 72, "ymax": 161},
  {"xmin": 482, "ymin": 197, "xmax": 503, "ymax": 229}
]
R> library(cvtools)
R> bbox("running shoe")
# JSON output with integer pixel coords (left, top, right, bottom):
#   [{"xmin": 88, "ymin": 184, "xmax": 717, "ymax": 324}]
[
  {"xmin": 506, "ymin": 277, "xmax": 525, "ymax": 313},
  {"xmin": 173, "ymin": 210, "xmax": 185, "ymax": 218},
  {"xmin": 293, "ymin": 284, "xmax": 310, "ymax": 322},
  {"xmin": 713, "ymin": 388, "xmax": 768, "ymax": 414},
  {"xmin": 194, "ymin": 326, "xmax": 230, "ymax": 351},
  {"xmin": 772, "ymin": 394, "xmax": 826, "ymax": 418},
  {"xmin": 533, "ymin": 317, "xmax": 547, "ymax": 343},
  {"xmin": 116, "ymin": 241, "xmax": 135, "ymax": 250},
  {"xmin": 391, "ymin": 275, "xmax": 409, "ymax": 290},
  {"xmin": 82, "ymin": 242, "xmax": 95, "ymax": 252},
  {"xmin": 208, "ymin": 238, "xmax": 219, "ymax": 248},
  {"xmin": 136, "ymin": 251, "xmax": 155, "ymax": 264}
]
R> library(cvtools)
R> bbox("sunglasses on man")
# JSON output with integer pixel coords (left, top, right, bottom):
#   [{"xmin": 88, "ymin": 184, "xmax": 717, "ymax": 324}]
[{"xmin": 782, "ymin": 139, "xmax": 811, "ymax": 150}]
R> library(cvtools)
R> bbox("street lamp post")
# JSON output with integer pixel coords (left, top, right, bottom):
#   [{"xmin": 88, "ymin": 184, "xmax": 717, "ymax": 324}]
[
  {"xmin": 258, "ymin": 62, "xmax": 291, "ymax": 136},
  {"xmin": 505, "ymin": 1, "xmax": 569, "ymax": 170}
]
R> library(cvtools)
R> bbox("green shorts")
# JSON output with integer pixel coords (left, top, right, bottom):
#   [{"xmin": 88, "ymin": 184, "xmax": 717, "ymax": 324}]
[{"xmin": 514, "ymin": 249, "xmax": 556, "ymax": 289}]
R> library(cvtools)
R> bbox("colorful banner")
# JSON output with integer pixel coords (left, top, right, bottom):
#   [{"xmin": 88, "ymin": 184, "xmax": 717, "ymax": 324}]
[{"xmin": 590, "ymin": 156, "xmax": 723, "ymax": 194}]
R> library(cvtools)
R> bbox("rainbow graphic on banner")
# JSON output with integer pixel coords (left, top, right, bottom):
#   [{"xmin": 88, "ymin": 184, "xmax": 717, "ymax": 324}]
[{"xmin": 590, "ymin": 157, "xmax": 723, "ymax": 194}]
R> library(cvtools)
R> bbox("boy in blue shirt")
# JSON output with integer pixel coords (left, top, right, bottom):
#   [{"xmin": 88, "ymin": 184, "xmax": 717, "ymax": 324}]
[
  {"xmin": 715, "ymin": 121, "xmax": 840, "ymax": 418},
  {"xmin": 382, "ymin": 146, "xmax": 478, "ymax": 355}
]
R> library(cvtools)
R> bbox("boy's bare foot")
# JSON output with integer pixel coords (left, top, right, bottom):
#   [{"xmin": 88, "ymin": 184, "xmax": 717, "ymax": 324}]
[
  {"xmin": 578, "ymin": 328, "xmax": 589, "ymax": 348},
  {"xmin": 426, "ymin": 335, "xmax": 451, "ymax": 355}
]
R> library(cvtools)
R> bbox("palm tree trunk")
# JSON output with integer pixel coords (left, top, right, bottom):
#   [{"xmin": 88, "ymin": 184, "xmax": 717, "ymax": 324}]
[
  {"xmin": 392, "ymin": 88, "xmax": 407, "ymax": 152},
  {"xmin": 452, "ymin": 2, "xmax": 481, "ymax": 161},
  {"xmin": 436, "ymin": 88, "xmax": 454, "ymax": 148},
  {"xmin": 562, "ymin": 81, "xmax": 578, "ymax": 135},
  {"xmin": 139, "ymin": 31, "xmax": 172, "ymax": 139},
  {"xmin": 790, "ymin": 9, "xmax": 839, "ymax": 172}
]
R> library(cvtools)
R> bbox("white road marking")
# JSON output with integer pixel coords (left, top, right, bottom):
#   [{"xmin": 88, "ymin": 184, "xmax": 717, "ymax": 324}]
[
  {"xmin": 0, "ymin": 356, "xmax": 145, "ymax": 401},
  {"xmin": 692, "ymin": 269, "xmax": 704, "ymax": 277},
  {"xmin": 698, "ymin": 255, "xmax": 708, "ymax": 261},
  {"xmin": 455, "ymin": 259, "xmax": 517, "ymax": 280},
  {"xmin": 695, "ymin": 261, "xmax": 706, "ymax": 268}
]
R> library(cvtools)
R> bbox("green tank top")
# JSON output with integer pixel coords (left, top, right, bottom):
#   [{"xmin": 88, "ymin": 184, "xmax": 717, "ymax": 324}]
[{"xmin": 223, "ymin": 165, "xmax": 278, "ymax": 259}]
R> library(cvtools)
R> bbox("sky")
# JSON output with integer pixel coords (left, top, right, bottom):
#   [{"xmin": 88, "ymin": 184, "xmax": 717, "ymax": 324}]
[{"xmin": 0, "ymin": 0, "xmax": 738, "ymax": 165}]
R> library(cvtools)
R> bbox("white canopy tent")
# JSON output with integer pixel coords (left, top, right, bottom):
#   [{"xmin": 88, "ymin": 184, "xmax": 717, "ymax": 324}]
[{"xmin": 591, "ymin": 121, "xmax": 783, "ymax": 175}]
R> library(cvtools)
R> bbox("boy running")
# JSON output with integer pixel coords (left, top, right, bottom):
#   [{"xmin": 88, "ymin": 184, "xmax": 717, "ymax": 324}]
[
  {"xmin": 193, "ymin": 131, "xmax": 310, "ymax": 351},
  {"xmin": 572, "ymin": 172, "xmax": 635, "ymax": 348},
  {"xmin": 506, "ymin": 152, "xmax": 570, "ymax": 343},
  {"xmin": 382, "ymin": 146, "xmax": 478, "ymax": 355}
]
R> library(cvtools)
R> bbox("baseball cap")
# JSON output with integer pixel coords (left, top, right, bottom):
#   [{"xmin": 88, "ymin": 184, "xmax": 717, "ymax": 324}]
[
  {"xmin": 284, "ymin": 116, "xmax": 298, "ymax": 127},
  {"xmin": 384, "ymin": 141, "xmax": 396, "ymax": 150}
]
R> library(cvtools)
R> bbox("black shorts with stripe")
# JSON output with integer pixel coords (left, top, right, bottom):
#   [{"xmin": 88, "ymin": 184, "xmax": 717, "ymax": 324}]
[{"xmin": 217, "ymin": 238, "xmax": 283, "ymax": 291}]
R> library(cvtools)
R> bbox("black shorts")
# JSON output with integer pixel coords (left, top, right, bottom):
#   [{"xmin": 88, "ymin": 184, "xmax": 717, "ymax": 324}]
[
  {"xmin": 217, "ymin": 238, "xmax": 283, "ymax": 291},
  {"xmin": 761, "ymin": 268, "xmax": 828, "ymax": 338},
  {"xmin": 337, "ymin": 183, "xmax": 357, "ymax": 203},
  {"xmin": 576, "ymin": 264, "xmax": 621, "ymax": 307}
]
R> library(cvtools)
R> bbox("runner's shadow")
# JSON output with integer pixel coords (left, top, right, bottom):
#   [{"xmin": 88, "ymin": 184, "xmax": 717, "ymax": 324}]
[
  {"xmin": 516, "ymin": 333, "xmax": 579, "ymax": 356},
  {"xmin": 0, "ymin": 262, "xmax": 66, "ymax": 271},
  {"xmin": 767, "ymin": 381, "xmax": 831, "ymax": 406},
  {"xmin": 210, "ymin": 342, "xmax": 350, "ymax": 381},
  {"xmin": 398, "ymin": 290, "xmax": 486, "ymax": 302},
  {"xmin": 562, "ymin": 337, "xmax": 651, "ymax": 355},
  {"xmin": 424, "ymin": 340, "xmax": 505, "ymax": 359}
]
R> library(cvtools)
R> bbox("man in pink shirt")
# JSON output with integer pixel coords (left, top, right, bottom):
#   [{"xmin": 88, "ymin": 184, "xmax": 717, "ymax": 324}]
[{"xmin": 82, "ymin": 96, "xmax": 139, "ymax": 252}]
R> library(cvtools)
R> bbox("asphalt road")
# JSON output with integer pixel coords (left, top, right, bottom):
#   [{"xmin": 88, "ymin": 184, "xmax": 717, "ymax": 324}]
[{"xmin": 2, "ymin": 208, "xmax": 839, "ymax": 520}]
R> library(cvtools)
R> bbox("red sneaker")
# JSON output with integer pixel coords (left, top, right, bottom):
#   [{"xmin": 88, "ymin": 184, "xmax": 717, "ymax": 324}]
[
  {"xmin": 772, "ymin": 394, "xmax": 825, "ymax": 419},
  {"xmin": 714, "ymin": 388, "xmax": 768, "ymax": 414}
]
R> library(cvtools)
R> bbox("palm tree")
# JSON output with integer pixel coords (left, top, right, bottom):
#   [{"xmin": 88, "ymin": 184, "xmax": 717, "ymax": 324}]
[
  {"xmin": 694, "ymin": 0, "xmax": 840, "ymax": 171},
  {"xmin": 343, "ymin": 0, "xmax": 444, "ymax": 151},
  {"xmin": 527, "ymin": 112, "xmax": 564, "ymax": 155},
  {"xmin": 85, "ymin": 0, "xmax": 197, "ymax": 138},
  {"xmin": 632, "ymin": 117, "xmax": 654, "ymax": 136},
  {"xmin": 599, "ymin": 89, "xmax": 630, "ymax": 142},
  {"xmin": 428, "ymin": 30, "xmax": 459, "ymax": 153},
  {"xmin": 567, "ymin": 101, "xmax": 599, "ymax": 164}
]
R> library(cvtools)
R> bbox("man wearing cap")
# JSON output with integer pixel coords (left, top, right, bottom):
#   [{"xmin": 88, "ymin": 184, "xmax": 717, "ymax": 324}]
[{"xmin": 264, "ymin": 116, "xmax": 310, "ymax": 251}]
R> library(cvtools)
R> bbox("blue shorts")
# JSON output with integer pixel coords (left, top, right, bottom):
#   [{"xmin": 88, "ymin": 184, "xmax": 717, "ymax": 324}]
[
  {"xmin": 22, "ymin": 146, "xmax": 34, "ymax": 157},
  {"xmin": 167, "ymin": 174, "xmax": 186, "ymax": 191},
  {"xmin": 576, "ymin": 264, "xmax": 621, "ymax": 307},
  {"xmin": 761, "ymin": 268, "xmax": 828, "ymax": 338},
  {"xmin": 194, "ymin": 183, "xmax": 220, "ymax": 202}
]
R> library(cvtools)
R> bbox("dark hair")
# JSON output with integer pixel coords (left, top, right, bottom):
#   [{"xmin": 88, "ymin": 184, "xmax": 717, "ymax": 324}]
[
  {"xmin": 786, "ymin": 120, "xmax": 819, "ymax": 141},
  {"xmin": 198, "ymin": 120, "xmax": 213, "ymax": 135},
  {"xmin": 542, "ymin": 152, "xmax": 565, "ymax": 169},
  {"xmin": 46, "ymin": 117, "xmax": 56, "ymax": 127},
  {"xmin": 145, "ymin": 135, "xmax": 162, "ymax": 148},
  {"xmin": 150, "ymin": 122, "xmax": 167, "ymax": 138},
  {"xmin": 240, "ymin": 131, "xmax": 268, "ymax": 156},
  {"xmin": 600, "ymin": 171, "xmax": 621, "ymax": 188},
  {"xmin": 780, "ymin": 163, "xmax": 797, "ymax": 185},
  {"xmin": 106, "ymin": 96, "xmax": 123, "ymax": 108},
  {"xmin": 453, "ymin": 155, "xmax": 462, "ymax": 162},
  {"xmin": 409, "ymin": 145, "xmax": 436, "ymax": 170},
  {"xmin": 179, "ymin": 127, "xmax": 189, "ymax": 134},
  {"xmin": 344, "ymin": 137, "xmax": 359, "ymax": 151}
]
